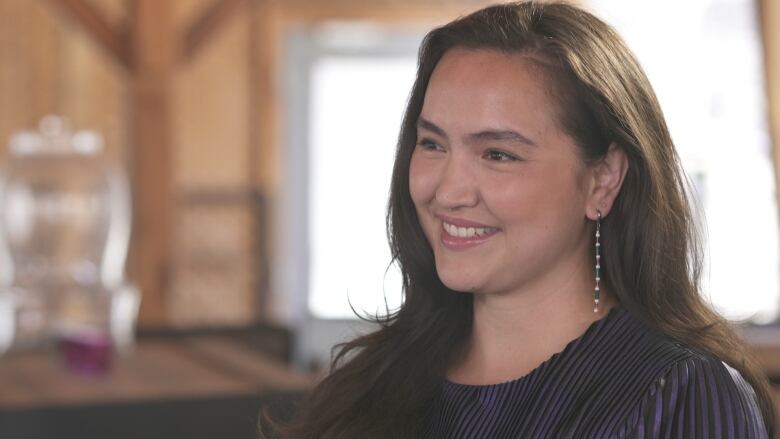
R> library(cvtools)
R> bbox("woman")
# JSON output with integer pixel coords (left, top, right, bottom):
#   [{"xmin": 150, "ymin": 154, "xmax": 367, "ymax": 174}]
[{"xmin": 270, "ymin": 1, "xmax": 775, "ymax": 437}]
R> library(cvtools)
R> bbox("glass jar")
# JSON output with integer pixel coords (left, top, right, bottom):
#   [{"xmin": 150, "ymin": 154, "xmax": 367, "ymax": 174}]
[{"xmin": 0, "ymin": 116, "xmax": 139, "ymax": 374}]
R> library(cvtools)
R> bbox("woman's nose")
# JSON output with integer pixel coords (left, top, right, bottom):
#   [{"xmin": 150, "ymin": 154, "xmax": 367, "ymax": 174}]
[{"xmin": 435, "ymin": 155, "xmax": 479, "ymax": 210}]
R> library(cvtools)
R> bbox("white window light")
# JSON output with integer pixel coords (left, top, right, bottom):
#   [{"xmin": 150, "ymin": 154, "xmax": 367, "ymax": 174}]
[{"xmin": 589, "ymin": 0, "xmax": 779, "ymax": 322}]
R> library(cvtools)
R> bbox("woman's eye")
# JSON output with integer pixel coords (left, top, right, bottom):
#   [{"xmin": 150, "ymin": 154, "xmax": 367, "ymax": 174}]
[
  {"xmin": 417, "ymin": 139, "xmax": 443, "ymax": 151},
  {"xmin": 484, "ymin": 149, "xmax": 520, "ymax": 161}
]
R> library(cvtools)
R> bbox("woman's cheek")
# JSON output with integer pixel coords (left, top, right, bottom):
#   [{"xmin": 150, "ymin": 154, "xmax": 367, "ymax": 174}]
[{"xmin": 409, "ymin": 153, "xmax": 437, "ymax": 206}]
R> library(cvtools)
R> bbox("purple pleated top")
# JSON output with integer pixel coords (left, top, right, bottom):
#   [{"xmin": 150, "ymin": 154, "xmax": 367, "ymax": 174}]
[{"xmin": 425, "ymin": 307, "xmax": 768, "ymax": 438}]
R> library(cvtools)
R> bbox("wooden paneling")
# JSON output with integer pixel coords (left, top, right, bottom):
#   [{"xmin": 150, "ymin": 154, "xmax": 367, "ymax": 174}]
[
  {"xmin": 0, "ymin": 0, "xmax": 524, "ymax": 328},
  {"xmin": 169, "ymin": 201, "xmax": 256, "ymax": 327},
  {"xmin": 169, "ymin": 1, "xmax": 257, "ymax": 326},
  {"xmin": 0, "ymin": 0, "xmax": 126, "ymax": 162},
  {"xmin": 0, "ymin": 0, "xmax": 62, "ymax": 160},
  {"xmin": 250, "ymin": 2, "xmax": 281, "ymax": 195},
  {"xmin": 173, "ymin": 9, "xmax": 250, "ymax": 190},
  {"xmin": 59, "ymin": 27, "xmax": 127, "ymax": 164}
]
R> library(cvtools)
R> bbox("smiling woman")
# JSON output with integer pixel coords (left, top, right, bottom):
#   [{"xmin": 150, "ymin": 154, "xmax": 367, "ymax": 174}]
[
  {"xmin": 265, "ymin": 2, "xmax": 775, "ymax": 438},
  {"xmin": 410, "ymin": 49, "xmax": 620, "ymax": 311}
]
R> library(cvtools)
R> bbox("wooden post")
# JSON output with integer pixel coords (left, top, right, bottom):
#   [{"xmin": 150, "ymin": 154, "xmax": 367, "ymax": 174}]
[
  {"xmin": 42, "ymin": 0, "xmax": 255, "ymax": 327},
  {"xmin": 130, "ymin": 0, "xmax": 174, "ymax": 326}
]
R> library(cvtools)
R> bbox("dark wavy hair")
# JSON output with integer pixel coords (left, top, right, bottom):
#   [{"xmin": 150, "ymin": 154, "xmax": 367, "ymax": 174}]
[{"xmin": 267, "ymin": 2, "xmax": 775, "ymax": 437}]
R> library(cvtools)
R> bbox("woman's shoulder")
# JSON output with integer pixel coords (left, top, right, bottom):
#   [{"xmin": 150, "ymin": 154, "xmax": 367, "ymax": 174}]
[
  {"xmin": 622, "ymin": 340, "xmax": 768, "ymax": 438},
  {"xmin": 583, "ymin": 309, "xmax": 767, "ymax": 437}
]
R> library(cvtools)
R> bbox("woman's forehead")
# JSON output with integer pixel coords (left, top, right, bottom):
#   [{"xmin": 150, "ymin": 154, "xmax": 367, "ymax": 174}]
[{"xmin": 420, "ymin": 48, "xmax": 560, "ymax": 139}]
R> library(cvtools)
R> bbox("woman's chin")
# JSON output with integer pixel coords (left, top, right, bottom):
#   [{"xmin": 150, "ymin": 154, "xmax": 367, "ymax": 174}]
[{"xmin": 437, "ymin": 273, "xmax": 483, "ymax": 294}]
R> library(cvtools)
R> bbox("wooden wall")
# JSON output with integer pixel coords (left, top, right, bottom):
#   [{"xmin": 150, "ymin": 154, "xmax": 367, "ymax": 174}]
[
  {"xmin": 0, "ymin": 0, "xmax": 491, "ymax": 328},
  {"xmin": 0, "ymin": 0, "xmax": 127, "ymax": 164}
]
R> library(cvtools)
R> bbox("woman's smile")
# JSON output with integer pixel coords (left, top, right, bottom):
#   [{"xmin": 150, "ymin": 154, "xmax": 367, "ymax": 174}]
[{"xmin": 439, "ymin": 215, "xmax": 501, "ymax": 251}]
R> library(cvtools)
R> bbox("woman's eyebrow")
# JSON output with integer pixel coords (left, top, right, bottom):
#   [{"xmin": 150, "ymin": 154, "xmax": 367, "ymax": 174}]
[
  {"xmin": 417, "ymin": 117, "xmax": 537, "ymax": 147},
  {"xmin": 467, "ymin": 129, "xmax": 537, "ymax": 147},
  {"xmin": 417, "ymin": 117, "xmax": 448, "ymax": 139}
]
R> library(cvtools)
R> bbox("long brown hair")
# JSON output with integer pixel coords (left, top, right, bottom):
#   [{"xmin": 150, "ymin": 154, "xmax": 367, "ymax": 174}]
[{"xmin": 269, "ymin": 2, "xmax": 775, "ymax": 437}]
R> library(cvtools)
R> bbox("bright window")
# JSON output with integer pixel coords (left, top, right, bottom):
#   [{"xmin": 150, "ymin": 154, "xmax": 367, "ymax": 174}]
[
  {"xmin": 295, "ymin": 0, "xmax": 778, "ymax": 324},
  {"xmin": 307, "ymin": 56, "xmax": 415, "ymax": 318},
  {"xmin": 589, "ymin": 0, "xmax": 778, "ymax": 322}
]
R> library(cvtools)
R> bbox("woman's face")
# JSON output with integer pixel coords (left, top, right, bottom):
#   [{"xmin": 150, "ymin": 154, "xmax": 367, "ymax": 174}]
[{"xmin": 409, "ymin": 48, "xmax": 595, "ymax": 297}]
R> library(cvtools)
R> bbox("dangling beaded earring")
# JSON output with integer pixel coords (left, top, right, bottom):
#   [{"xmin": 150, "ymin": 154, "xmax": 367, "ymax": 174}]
[{"xmin": 593, "ymin": 211, "xmax": 602, "ymax": 313}]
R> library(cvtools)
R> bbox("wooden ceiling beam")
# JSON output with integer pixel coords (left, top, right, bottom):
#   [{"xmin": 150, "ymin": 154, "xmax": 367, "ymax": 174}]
[
  {"xmin": 42, "ymin": 0, "xmax": 132, "ymax": 70},
  {"xmin": 180, "ymin": 0, "xmax": 252, "ymax": 65}
]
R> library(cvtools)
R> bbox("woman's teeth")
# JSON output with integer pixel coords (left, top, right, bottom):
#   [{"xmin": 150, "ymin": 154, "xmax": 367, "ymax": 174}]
[{"xmin": 443, "ymin": 222, "xmax": 497, "ymax": 238}]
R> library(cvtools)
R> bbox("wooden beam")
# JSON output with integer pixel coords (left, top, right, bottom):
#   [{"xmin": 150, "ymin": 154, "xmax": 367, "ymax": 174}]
[
  {"xmin": 274, "ymin": 0, "xmax": 493, "ymax": 23},
  {"xmin": 42, "ymin": 0, "xmax": 131, "ymax": 69},
  {"xmin": 129, "ymin": 0, "xmax": 175, "ymax": 327},
  {"xmin": 760, "ymin": 0, "xmax": 780, "ymax": 226},
  {"xmin": 249, "ymin": 1, "xmax": 281, "ymax": 192},
  {"xmin": 249, "ymin": 0, "xmax": 267, "ymax": 319},
  {"xmin": 180, "ymin": 0, "xmax": 251, "ymax": 65}
]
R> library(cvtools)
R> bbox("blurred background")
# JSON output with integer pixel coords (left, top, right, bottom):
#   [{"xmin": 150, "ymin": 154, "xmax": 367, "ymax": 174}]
[{"xmin": 0, "ymin": 0, "xmax": 778, "ymax": 438}]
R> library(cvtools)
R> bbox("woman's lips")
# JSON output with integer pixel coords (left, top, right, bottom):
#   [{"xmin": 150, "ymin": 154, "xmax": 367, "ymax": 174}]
[{"xmin": 440, "ymin": 221, "xmax": 500, "ymax": 251}]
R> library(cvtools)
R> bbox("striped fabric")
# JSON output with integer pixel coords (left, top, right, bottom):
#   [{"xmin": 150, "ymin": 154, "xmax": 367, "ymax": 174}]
[{"xmin": 425, "ymin": 307, "xmax": 767, "ymax": 438}]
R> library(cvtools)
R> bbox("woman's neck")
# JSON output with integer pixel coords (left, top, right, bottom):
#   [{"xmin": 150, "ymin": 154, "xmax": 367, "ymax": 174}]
[{"xmin": 447, "ymin": 267, "xmax": 617, "ymax": 386}]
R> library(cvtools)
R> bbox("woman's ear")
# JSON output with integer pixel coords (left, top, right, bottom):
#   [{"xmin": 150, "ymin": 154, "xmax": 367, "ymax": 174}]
[{"xmin": 586, "ymin": 143, "xmax": 628, "ymax": 220}]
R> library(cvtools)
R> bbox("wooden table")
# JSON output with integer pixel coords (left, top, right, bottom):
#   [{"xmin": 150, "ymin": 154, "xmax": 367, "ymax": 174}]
[{"xmin": 0, "ymin": 335, "xmax": 314, "ymax": 439}]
